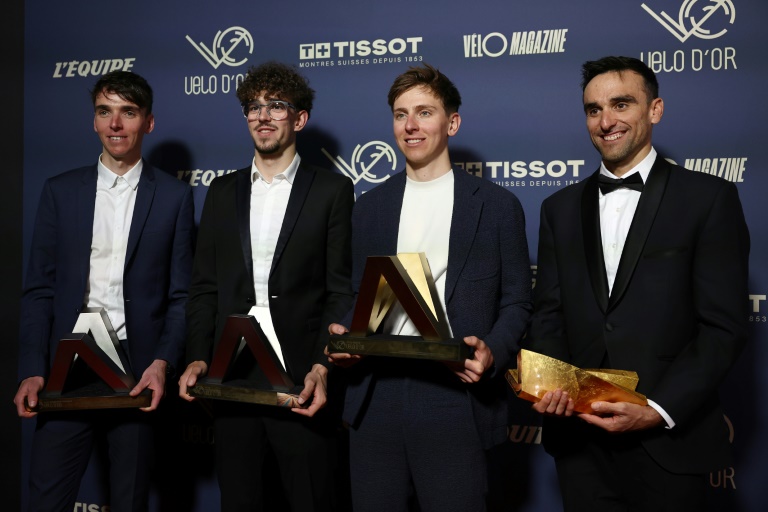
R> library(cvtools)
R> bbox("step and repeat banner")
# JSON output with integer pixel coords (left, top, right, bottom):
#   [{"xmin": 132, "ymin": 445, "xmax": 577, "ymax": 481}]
[{"xmin": 21, "ymin": 0, "xmax": 767, "ymax": 510}]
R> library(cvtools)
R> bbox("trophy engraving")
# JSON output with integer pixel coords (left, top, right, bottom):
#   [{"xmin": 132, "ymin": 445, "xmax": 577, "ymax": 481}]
[
  {"xmin": 328, "ymin": 253, "xmax": 469, "ymax": 361},
  {"xmin": 189, "ymin": 314, "xmax": 304, "ymax": 408},
  {"xmin": 26, "ymin": 308, "xmax": 151, "ymax": 412}
]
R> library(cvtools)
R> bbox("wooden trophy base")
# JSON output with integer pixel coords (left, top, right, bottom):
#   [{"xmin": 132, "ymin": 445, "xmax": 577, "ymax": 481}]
[
  {"xmin": 26, "ymin": 381, "xmax": 151, "ymax": 412},
  {"xmin": 189, "ymin": 378, "xmax": 304, "ymax": 408},
  {"xmin": 328, "ymin": 333, "xmax": 470, "ymax": 362}
]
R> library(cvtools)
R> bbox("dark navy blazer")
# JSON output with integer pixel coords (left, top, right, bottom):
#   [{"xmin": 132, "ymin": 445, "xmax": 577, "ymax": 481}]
[
  {"xmin": 342, "ymin": 169, "xmax": 533, "ymax": 448},
  {"xmin": 19, "ymin": 163, "xmax": 195, "ymax": 381}
]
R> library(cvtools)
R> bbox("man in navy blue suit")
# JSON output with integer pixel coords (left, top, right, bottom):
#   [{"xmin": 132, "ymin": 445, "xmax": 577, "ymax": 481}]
[
  {"xmin": 14, "ymin": 71, "xmax": 194, "ymax": 512},
  {"xmin": 329, "ymin": 64, "xmax": 533, "ymax": 512}
]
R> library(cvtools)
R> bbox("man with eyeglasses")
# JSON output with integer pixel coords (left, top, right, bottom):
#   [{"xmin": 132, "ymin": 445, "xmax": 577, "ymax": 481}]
[{"xmin": 179, "ymin": 61, "xmax": 354, "ymax": 512}]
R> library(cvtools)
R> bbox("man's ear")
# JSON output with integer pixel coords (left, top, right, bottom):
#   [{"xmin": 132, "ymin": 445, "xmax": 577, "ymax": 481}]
[
  {"xmin": 448, "ymin": 112, "xmax": 461, "ymax": 136},
  {"xmin": 294, "ymin": 110, "xmax": 309, "ymax": 132}
]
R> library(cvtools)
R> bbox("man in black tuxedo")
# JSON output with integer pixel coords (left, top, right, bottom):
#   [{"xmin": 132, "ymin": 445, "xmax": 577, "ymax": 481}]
[
  {"xmin": 178, "ymin": 62, "xmax": 354, "ymax": 511},
  {"xmin": 526, "ymin": 56, "xmax": 749, "ymax": 511}
]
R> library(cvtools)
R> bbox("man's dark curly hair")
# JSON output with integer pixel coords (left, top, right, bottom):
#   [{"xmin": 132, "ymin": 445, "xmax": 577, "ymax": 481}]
[{"xmin": 236, "ymin": 61, "xmax": 315, "ymax": 116}]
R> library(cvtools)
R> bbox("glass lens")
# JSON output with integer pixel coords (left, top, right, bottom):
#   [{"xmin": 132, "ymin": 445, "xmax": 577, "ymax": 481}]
[{"xmin": 268, "ymin": 102, "xmax": 288, "ymax": 120}]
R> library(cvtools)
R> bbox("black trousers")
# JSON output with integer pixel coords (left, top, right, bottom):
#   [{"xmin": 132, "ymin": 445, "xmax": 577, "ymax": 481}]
[
  {"xmin": 214, "ymin": 402, "xmax": 338, "ymax": 512},
  {"xmin": 554, "ymin": 425, "xmax": 707, "ymax": 512}
]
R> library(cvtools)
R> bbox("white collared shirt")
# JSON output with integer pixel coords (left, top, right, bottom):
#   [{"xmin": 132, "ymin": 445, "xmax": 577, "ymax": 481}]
[
  {"xmin": 248, "ymin": 154, "xmax": 300, "ymax": 368},
  {"xmin": 84, "ymin": 157, "xmax": 142, "ymax": 340},
  {"xmin": 597, "ymin": 147, "xmax": 674, "ymax": 428},
  {"xmin": 599, "ymin": 147, "xmax": 655, "ymax": 294}
]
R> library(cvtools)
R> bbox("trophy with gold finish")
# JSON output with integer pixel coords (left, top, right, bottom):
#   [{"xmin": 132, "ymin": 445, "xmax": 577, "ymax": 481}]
[
  {"xmin": 506, "ymin": 349, "xmax": 647, "ymax": 413},
  {"xmin": 328, "ymin": 253, "xmax": 469, "ymax": 361}
]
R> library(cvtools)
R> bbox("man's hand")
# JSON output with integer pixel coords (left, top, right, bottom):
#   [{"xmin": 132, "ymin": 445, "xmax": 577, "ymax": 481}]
[
  {"xmin": 178, "ymin": 361, "xmax": 208, "ymax": 402},
  {"xmin": 292, "ymin": 364, "xmax": 328, "ymax": 418},
  {"xmin": 130, "ymin": 359, "xmax": 168, "ymax": 411},
  {"xmin": 448, "ymin": 336, "xmax": 495, "ymax": 384},
  {"xmin": 580, "ymin": 401, "xmax": 664, "ymax": 432},
  {"xmin": 531, "ymin": 389, "xmax": 575, "ymax": 417},
  {"xmin": 326, "ymin": 323, "xmax": 363, "ymax": 368},
  {"xmin": 14, "ymin": 376, "xmax": 45, "ymax": 418}
]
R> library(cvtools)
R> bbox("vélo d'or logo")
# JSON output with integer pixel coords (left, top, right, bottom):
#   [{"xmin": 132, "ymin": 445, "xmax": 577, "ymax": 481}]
[
  {"xmin": 186, "ymin": 26, "xmax": 254, "ymax": 69},
  {"xmin": 641, "ymin": 0, "xmax": 735, "ymax": 43},
  {"xmin": 322, "ymin": 141, "xmax": 397, "ymax": 186}
]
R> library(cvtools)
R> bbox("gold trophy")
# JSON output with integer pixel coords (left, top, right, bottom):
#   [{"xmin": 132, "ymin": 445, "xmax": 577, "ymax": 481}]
[
  {"xmin": 507, "ymin": 349, "xmax": 647, "ymax": 413},
  {"xmin": 328, "ymin": 253, "xmax": 469, "ymax": 361}
]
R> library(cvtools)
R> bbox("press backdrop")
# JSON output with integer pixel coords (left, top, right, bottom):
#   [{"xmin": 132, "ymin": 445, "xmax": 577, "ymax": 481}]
[{"xmin": 20, "ymin": 1, "xmax": 767, "ymax": 510}]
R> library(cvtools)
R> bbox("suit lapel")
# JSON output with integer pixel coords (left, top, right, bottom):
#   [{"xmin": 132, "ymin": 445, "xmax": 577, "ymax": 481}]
[
  {"xmin": 608, "ymin": 157, "xmax": 670, "ymax": 310},
  {"xmin": 235, "ymin": 167, "xmax": 254, "ymax": 280},
  {"xmin": 445, "ymin": 171, "xmax": 482, "ymax": 304},
  {"xmin": 78, "ymin": 167, "xmax": 98, "ymax": 285},
  {"xmin": 380, "ymin": 172, "xmax": 406, "ymax": 254},
  {"xmin": 581, "ymin": 170, "xmax": 610, "ymax": 312},
  {"xmin": 125, "ymin": 164, "xmax": 155, "ymax": 268},
  {"xmin": 270, "ymin": 164, "xmax": 315, "ymax": 275}
]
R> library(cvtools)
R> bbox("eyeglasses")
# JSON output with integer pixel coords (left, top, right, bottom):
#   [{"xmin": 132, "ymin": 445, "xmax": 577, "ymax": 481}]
[{"xmin": 242, "ymin": 100, "xmax": 296, "ymax": 121}]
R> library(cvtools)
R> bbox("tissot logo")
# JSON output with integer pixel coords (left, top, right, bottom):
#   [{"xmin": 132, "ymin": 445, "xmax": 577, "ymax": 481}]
[
  {"xmin": 455, "ymin": 159, "xmax": 584, "ymax": 188},
  {"xmin": 749, "ymin": 294, "xmax": 766, "ymax": 323},
  {"xmin": 641, "ymin": 0, "xmax": 735, "ymax": 43},
  {"xmin": 322, "ymin": 141, "xmax": 396, "ymax": 186},
  {"xmin": 298, "ymin": 37, "xmax": 424, "ymax": 68},
  {"xmin": 186, "ymin": 26, "xmax": 254, "ymax": 69}
]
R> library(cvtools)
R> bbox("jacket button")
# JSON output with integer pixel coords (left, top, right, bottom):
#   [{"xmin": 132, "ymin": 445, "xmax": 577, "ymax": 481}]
[
  {"xmin": 605, "ymin": 323, "xmax": 614, "ymax": 332},
  {"xmin": 246, "ymin": 297, "xmax": 254, "ymax": 303}
]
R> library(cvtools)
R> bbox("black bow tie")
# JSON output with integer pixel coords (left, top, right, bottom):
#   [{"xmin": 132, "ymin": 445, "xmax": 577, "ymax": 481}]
[{"xmin": 597, "ymin": 173, "xmax": 644, "ymax": 194}]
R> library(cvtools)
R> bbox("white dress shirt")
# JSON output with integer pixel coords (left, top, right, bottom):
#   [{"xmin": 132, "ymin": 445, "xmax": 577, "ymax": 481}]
[
  {"xmin": 84, "ymin": 157, "xmax": 142, "ymax": 341},
  {"xmin": 598, "ymin": 147, "xmax": 674, "ymax": 428},
  {"xmin": 248, "ymin": 154, "xmax": 300, "ymax": 369}
]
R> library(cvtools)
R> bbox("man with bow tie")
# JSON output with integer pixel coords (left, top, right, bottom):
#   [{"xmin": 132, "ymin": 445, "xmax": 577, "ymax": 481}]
[{"xmin": 526, "ymin": 56, "xmax": 750, "ymax": 511}]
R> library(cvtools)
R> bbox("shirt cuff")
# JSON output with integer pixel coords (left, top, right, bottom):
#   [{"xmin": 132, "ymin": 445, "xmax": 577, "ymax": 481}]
[{"xmin": 647, "ymin": 399, "xmax": 675, "ymax": 429}]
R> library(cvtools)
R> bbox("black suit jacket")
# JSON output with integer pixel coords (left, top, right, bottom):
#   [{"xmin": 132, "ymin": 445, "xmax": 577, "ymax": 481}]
[
  {"xmin": 186, "ymin": 163, "xmax": 354, "ymax": 386},
  {"xmin": 527, "ymin": 156, "xmax": 749, "ymax": 474}
]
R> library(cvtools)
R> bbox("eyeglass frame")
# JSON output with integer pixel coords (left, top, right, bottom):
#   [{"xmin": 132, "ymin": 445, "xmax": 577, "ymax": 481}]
[{"xmin": 241, "ymin": 100, "xmax": 298, "ymax": 120}]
